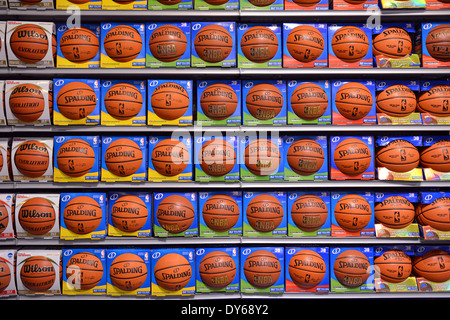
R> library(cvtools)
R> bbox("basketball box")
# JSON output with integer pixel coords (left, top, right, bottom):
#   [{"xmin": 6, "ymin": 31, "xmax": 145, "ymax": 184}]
[
  {"xmin": 237, "ymin": 23, "xmax": 282, "ymax": 68},
  {"xmin": 56, "ymin": 24, "xmax": 101, "ymax": 68},
  {"xmin": 59, "ymin": 192, "xmax": 107, "ymax": 240},
  {"xmin": 419, "ymin": 23, "xmax": 450, "ymax": 68},
  {"xmin": 243, "ymin": 191, "xmax": 287, "ymax": 237},
  {"xmin": 413, "ymin": 245, "xmax": 450, "ymax": 291},
  {"xmin": 380, "ymin": 0, "xmax": 426, "ymax": 8},
  {"xmin": 285, "ymin": 247, "xmax": 330, "ymax": 293},
  {"xmin": 148, "ymin": 0, "xmax": 192, "ymax": 9},
  {"xmin": 56, "ymin": 0, "xmax": 101, "ymax": 9},
  {"xmin": 107, "ymin": 249, "xmax": 151, "ymax": 296},
  {"xmin": 240, "ymin": 246, "xmax": 284, "ymax": 294},
  {"xmin": 146, "ymin": 22, "xmax": 191, "ymax": 68},
  {"xmin": 0, "ymin": 250, "xmax": 16, "ymax": 296},
  {"xmin": 14, "ymin": 193, "xmax": 60, "ymax": 239},
  {"xmin": 417, "ymin": 191, "xmax": 450, "ymax": 240},
  {"xmin": 196, "ymin": 80, "xmax": 242, "ymax": 126},
  {"xmin": 100, "ymin": 23, "xmax": 146, "ymax": 68},
  {"xmin": 240, "ymin": 0, "xmax": 283, "ymax": 10},
  {"xmin": 0, "ymin": 22, "xmax": 7, "ymax": 67},
  {"xmin": 426, "ymin": 0, "xmax": 450, "ymax": 9},
  {"xmin": 147, "ymin": 134, "xmax": 193, "ymax": 182},
  {"xmin": 102, "ymin": 0, "xmax": 147, "ymax": 9},
  {"xmin": 194, "ymin": 0, "xmax": 239, "ymax": 9},
  {"xmin": 287, "ymin": 191, "xmax": 331, "ymax": 237},
  {"xmin": 421, "ymin": 136, "xmax": 450, "ymax": 180},
  {"xmin": 418, "ymin": 80, "xmax": 450, "ymax": 125},
  {"xmin": 0, "ymin": 194, "xmax": 15, "ymax": 239},
  {"xmin": 107, "ymin": 191, "xmax": 151, "ymax": 237},
  {"xmin": 101, "ymin": 80, "xmax": 146, "ymax": 126},
  {"xmin": 0, "ymin": 139, "xmax": 10, "ymax": 181},
  {"xmin": 147, "ymin": 79, "xmax": 193, "ymax": 126},
  {"xmin": 198, "ymin": 191, "xmax": 243, "ymax": 237},
  {"xmin": 101, "ymin": 136, "xmax": 147, "ymax": 182},
  {"xmin": 150, "ymin": 248, "xmax": 195, "ymax": 296},
  {"xmin": 52, "ymin": 78, "xmax": 101, "ymax": 126},
  {"xmin": 53, "ymin": 136, "xmax": 100, "ymax": 182},
  {"xmin": 153, "ymin": 192, "xmax": 198, "ymax": 237},
  {"xmin": 62, "ymin": 248, "xmax": 107, "ymax": 295},
  {"xmin": 332, "ymin": 0, "xmax": 377, "ymax": 10},
  {"xmin": 195, "ymin": 247, "xmax": 240, "ymax": 293},
  {"xmin": 284, "ymin": 0, "xmax": 328, "ymax": 10}
]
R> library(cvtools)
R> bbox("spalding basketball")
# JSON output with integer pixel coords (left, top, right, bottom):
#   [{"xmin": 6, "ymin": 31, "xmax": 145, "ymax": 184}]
[
  {"xmin": 199, "ymin": 251, "xmax": 236, "ymax": 289},
  {"xmin": 287, "ymin": 139, "xmax": 324, "ymax": 176},
  {"xmin": 246, "ymin": 194, "xmax": 284, "ymax": 233},
  {"xmin": 110, "ymin": 253, "xmax": 147, "ymax": 291},
  {"xmin": 14, "ymin": 140, "xmax": 50, "ymax": 178},
  {"xmin": 59, "ymin": 27, "xmax": 99, "ymax": 63},
  {"xmin": 288, "ymin": 250, "xmax": 326, "ymax": 289},
  {"xmin": 376, "ymin": 84, "xmax": 417, "ymax": 117},
  {"xmin": 240, "ymin": 26, "xmax": 279, "ymax": 63},
  {"xmin": 291, "ymin": 0, "xmax": 319, "ymax": 5},
  {"xmin": 244, "ymin": 139, "xmax": 281, "ymax": 176},
  {"xmin": 56, "ymin": 139, "xmax": 95, "ymax": 177},
  {"xmin": 417, "ymin": 84, "xmax": 450, "ymax": 117},
  {"xmin": 151, "ymin": 82, "xmax": 190, "ymax": 120},
  {"xmin": 10, "ymin": 24, "xmax": 49, "ymax": 64},
  {"xmin": 425, "ymin": 24, "xmax": 450, "ymax": 62},
  {"xmin": 374, "ymin": 195, "xmax": 415, "ymax": 229},
  {"xmin": 290, "ymin": 83, "xmax": 328, "ymax": 121},
  {"xmin": 333, "ymin": 138, "xmax": 372, "ymax": 176},
  {"xmin": 204, "ymin": 0, "xmax": 229, "ymax": 4},
  {"xmin": 56, "ymin": 81, "xmax": 97, "ymax": 120},
  {"xmin": 199, "ymin": 139, "xmax": 236, "ymax": 177},
  {"xmin": 151, "ymin": 138, "xmax": 189, "ymax": 177},
  {"xmin": 243, "ymin": 250, "xmax": 281, "ymax": 288},
  {"xmin": 194, "ymin": 24, "xmax": 233, "ymax": 63},
  {"xmin": 202, "ymin": 194, "xmax": 240, "ymax": 232},
  {"xmin": 20, "ymin": 256, "xmax": 55, "ymax": 291},
  {"xmin": 0, "ymin": 260, "xmax": 11, "ymax": 292},
  {"xmin": 104, "ymin": 138, "xmax": 143, "ymax": 177},
  {"xmin": 104, "ymin": 83, "xmax": 143, "ymax": 120},
  {"xmin": 111, "ymin": 195, "xmax": 148, "ymax": 233},
  {"xmin": 416, "ymin": 197, "xmax": 450, "ymax": 231},
  {"xmin": 420, "ymin": 140, "xmax": 450, "ymax": 172},
  {"xmin": 246, "ymin": 83, "xmax": 283, "ymax": 121},
  {"xmin": 286, "ymin": 25, "xmax": 324, "ymax": 63},
  {"xmin": 334, "ymin": 194, "xmax": 372, "ymax": 233},
  {"xmin": 63, "ymin": 196, "xmax": 102, "ymax": 234},
  {"xmin": 149, "ymin": 25, "xmax": 187, "ymax": 63},
  {"xmin": 103, "ymin": 25, "xmax": 142, "ymax": 63},
  {"xmin": 154, "ymin": 253, "xmax": 192, "ymax": 291},
  {"xmin": 413, "ymin": 250, "xmax": 450, "ymax": 283},
  {"xmin": 331, "ymin": 26, "xmax": 370, "ymax": 63},
  {"xmin": 373, "ymin": 27, "xmax": 412, "ymax": 59},
  {"xmin": 374, "ymin": 249, "xmax": 412, "ymax": 283},
  {"xmin": 18, "ymin": 197, "xmax": 55, "ymax": 235},
  {"xmin": 343, "ymin": 0, "xmax": 367, "ymax": 3},
  {"xmin": 247, "ymin": 0, "xmax": 275, "ymax": 6},
  {"xmin": 9, "ymin": 83, "xmax": 45, "ymax": 122},
  {"xmin": 376, "ymin": 139, "xmax": 419, "ymax": 172},
  {"xmin": 200, "ymin": 83, "xmax": 238, "ymax": 121},
  {"xmin": 290, "ymin": 194, "xmax": 328, "ymax": 232},
  {"xmin": 333, "ymin": 249, "xmax": 370, "ymax": 288},
  {"xmin": 157, "ymin": 0, "xmax": 182, "ymax": 5},
  {"xmin": 334, "ymin": 82, "xmax": 373, "ymax": 120},
  {"xmin": 0, "ymin": 203, "xmax": 8, "ymax": 234},
  {"xmin": 66, "ymin": 252, "xmax": 103, "ymax": 290},
  {"xmin": 156, "ymin": 195, "xmax": 195, "ymax": 234}
]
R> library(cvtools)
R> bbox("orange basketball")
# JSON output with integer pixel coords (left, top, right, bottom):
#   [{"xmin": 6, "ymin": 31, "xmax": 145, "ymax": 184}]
[
  {"xmin": 0, "ymin": 203, "xmax": 8, "ymax": 234},
  {"xmin": 413, "ymin": 250, "xmax": 450, "ymax": 283},
  {"xmin": 110, "ymin": 253, "xmax": 147, "ymax": 291},
  {"xmin": 287, "ymin": 139, "xmax": 324, "ymax": 176},
  {"xmin": 290, "ymin": 194, "xmax": 328, "ymax": 232},
  {"xmin": 333, "ymin": 249, "xmax": 370, "ymax": 288},
  {"xmin": 416, "ymin": 197, "xmax": 450, "ymax": 231},
  {"xmin": 9, "ymin": 83, "xmax": 45, "ymax": 122},
  {"xmin": 199, "ymin": 139, "xmax": 236, "ymax": 177},
  {"xmin": 374, "ymin": 249, "xmax": 412, "ymax": 283},
  {"xmin": 200, "ymin": 83, "xmax": 238, "ymax": 121},
  {"xmin": 67, "ymin": 0, "xmax": 91, "ymax": 4},
  {"xmin": 373, "ymin": 27, "xmax": 412, "ymax": 59},
  {"xmin": 111, "ymin": 195, "xmax": 148, "ymax": 233},
  {"xmin": 288, "ymin": 250, "xmax": 326, "ymax": 289},
  {"xmin": 333, "ymin": 138, "xmax": 372, "ymax": 176},
  {"xmin": 63, "ymin": 196, "xmax": 102, "ymax": 234},
  {"xmin": 420, "ymin": 140, "xmax": 450, "ymax": 172},
  {"xmin": 151, "ymin": 82, "xmax": 190, "ymax": 120},
  {"xmin": 204, "ymin": 0, "xmax": 229, "ymax": 4},
  {"xmin": 243, "ymin": 250, "xmax": 281, "ymax": 289},
  {"xmin": 244, "ymin": 138, "xmax": 281, "ymax": 176},
  {"xmin": 374, "ymin": 195, "xmax": 415, "ymax": 229},
  {"xmin": 290, "ymin": 83, "xmax": 328, "ymax": 121},
  {"xmin": 376, "ymin": 84, "xmax": 417, "ymax": 117},
  {"xmin": 154, "ymin": 253, "xmax": 192, "ymax": 291},
  {"xmin": 104, "ymin": 138, "xmax": 143, "ymax": 177},
  {"xmin": 14, "ymin": 140, "xmax": 50, "ymax": 178},
  {"xmin": 149, "ymin": 25, "xmax": 187, "ymax": 62},
  {"xmin": 417, "ymin": 84, "xmax": 450, "ymax": 117},
  {"xmin": 20, "ymin": 256, "xmax": 55, "ymax": 291},
  {"xmin": 334, "ymin": 194, "xmax": 372, "ymax": 233},
  {"xmin": 425, "ymin": 24, "xmax": 450, "ymax": 62},
  {"xmin": 240, "ymin": 26, "xmax": 279, "ymax": 63},
  {"xmin": 376, "ymin": 139, "xmax": 419, "ymax": 172},
  {"xmin": 104, "ymin": 83, "xmax": 143, "ymax": 120},
  {"xmin": 415, "ymin": 203, "xmax": 424, "ymax": 226},
  {"xmin": 66, "ymin": 252, "xmax": 103, "ymax": 290},
  {"xmin": 0, "ymin": 260, "xmax": 11, "ymax": 292},
  {"xmin": 10, "ymin": 24, "xmax": 49, "ymax": 64},
  {"xmin": 246, "ymin": 194, "xmax": 284, "ymax": 233},
  {"xmin": 18, "ymin": 197, "xmax": 55, "ymax": 235},
  {"xmin": 157, "ymin": 0, "xmax": 182, "ymax": 5},
  {"xmin": 343, "ymin": 0, "xmax": 367, "ymax": 3},
  {"xmin": 334, "ymin": 82, "xmax": 373, "ymax": 120},
  {"xmin": 103, "ymin": 25, "xmax": 142, "ymax": 63},
  {"xmin": 291, "ymin": 0, "xmax": 319, "ymax": 5},
  {"xmin": 56, "ymin": 138, "xmax": 95, "ymax": 177},
  {"xmin": 287, "ymin": 25, "xmax": 324, "ymax": 63},
  {"xmin": 56, "ymin": 81, "xmax": 97, "ymax": 120},
  {"xmin": 331, "ymin": 26, "xmax": 369, "ymax": 63},
  {"xmin": 156, "ymin": 195, "xmax": 195, "ymax": 234},
  {"xmin": 194, "ymin": 24, "xmax": 233, "ymax": 63},
  {"xmin": 19, "ymin": 0, "xmax": 43, "ymax": 4},
  {"xmin": 245, "ymin": 83, "xmax": 283, "ymax": 121},
  {"xmin": 247, "ymin": 0, "xmax": 275, "ymax": 6},
  {"xmin": 59, "ymin": 27, "xmax": 99, "ymax": 63},
  {"xmin": 202, "ymin": 194, "xmax": 240, "ymax": 232},
  {"xmin": 199, "ymin": 251, "xmax": 236, "ymax": 289},
  {"xmin": 151, "ymin": 138, "xmax": 189, "ymax": 177}
]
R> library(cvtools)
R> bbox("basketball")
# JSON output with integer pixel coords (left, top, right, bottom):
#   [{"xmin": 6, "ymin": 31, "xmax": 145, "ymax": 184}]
[
  {"xmin": 103, "ymin": 25, "xmax": 142, "ymax": 63},
  {"xmin": 417, "ymin": 84, "xmax": 450, "ymax": 117},
  {"xmin": 415, "ymin": 203, "xmax": 424, "ymax": 225},
  {"xmin": 240, "ymin": 26, "xmax": 278, "ymax": 63},
  {"xmin": 244, "ymin": 138, "xmax": 281, "ymax": 176},
  {"xmin": 333, "ymin": 138, "xmax": 372, "ymax": 176},
  {"xmin": 104, "ymin": 83, "xmax": 143, "ymax": 120},
  {"xmin": 334, "ymin": 194, "xmax": 372, "ymax": 233},
  {"xmin": 18, "ymin": 197, "xmax": 55, "ymax": 235},
  {"xmin": 59, "ymin": 27, "xmax": 99, "ymax": 63},
  {"xmin": 376, "ymin": 84, "xmax": 417, "ymax": 117},
  {"xmin": 9, "ymin": 83, "xmax": 45, "ymax": 122},
  {"xmin": 110, "ymin": 253, "xmax": 147, "ymax": 291},
  {"xmin": 56, "ymin": 139, "xmax": 95, "ymax": 177},
  {"xmin": 14, "ymin": 140, "xmax": 50, "ymax": 178},
  {"xmin": 290, "ymin": 83, "xmax": 328, "ymax": 121},
  {"xmin": 243, "ymin": 250, "xmax": 281, "ymax": 289},
  {"xmin": 10, "ymin": 24, "xmax": 49, "ymax": 64},
  {"xmin": 288, "ymin": 250, "xmax": 326, "ymax": 289},
  {"xmin": 202, "ymin": 194, "xmax": 240, "ymax": 232},
  {"xmin": 287, "ymin": 139, "xmax": 324, "ymax": 176},
  {"xmin": 63, "ymin": 195, "xmax": 102, "ymax": 234},
  {"xmin": 291, "ymin": 0, "xmax": 320, "ymax": 5},
  {"xmin": 420, "ymin": 140, "xmax": 450, "ymax": 172},
  {"xmin": 334, "ymin": 82, "xmax": 373, "ymax": 120},
  {"xmin": 331, "ymin": 26, "xmax": 370, "ymax": 63},
  {"xmin": 413, "ymin": 250, "xmax": 450, "ymax": 283},
  {"xmin": 247, "ymin": 0, "xmax": 275, "ymax": 5},
  {"xmin": 373, "ymin": 27, "xmax": 412, "ymax": 59},
  {"xmin": 151, "ymin": 82, "xmax": 190, "ymax": 120},
  {"xmin": 333, "ymin": 249, "xmax": 370, "ymax": 288},
  {"xmin": 20, "ymin": 256, "xmax": 55, "ymax": 291},
  {"xmin": 56, "ymin": 81, "xmax": 97, "ymax": 120},
  {"xmin": 416, "ymin": 197, "xmax": 450, "ymax": 231},
  {"xmin": 374, "ymin": 249, "xmax": 412, "ymax": 283},
  {"xmin": 156, "ymin": 195, "xmax": 195, "ymax": 234},
  {"xmin": 376, "ymin": 139, "xmax": 420, "ymax": 172},
  {"xmin": 151, "ymin": 138, "xmax": 189, "ymax": 177},
  {"xmin": 199, "ymin": 139, "xmax": 236, "ymax": 177},
  {"xmin": 157, "ymin": 0, "xmax": 182, "ymax": 5},
  {"xmin": 425, "ymin": 24, "xmax": 450, "ymax": 62},
  {"xmin": 290, "ymin": 194, "xmax": 328, "ymax": 232},
  {"xmin": 104, "ymin": 138, "xmax": 143, "ymax": 177},
  {"xmin": 343, "ymin": 0, "xmax": 367, "ymax": 3},
  {"xmin": 0, "ymin": 203, "xmax": 8, "ymax": 234},
  {"xmin": 154, "ymin": 253, "xmax": 192, "ymax": 291},
  {"xmin": 194, "ymin": 24, "xmax": 233, "ymax": 63},
  {"xmin": 286, "ymin": 25, "xmax": 324, "ymax": 63},
  {"xmin": 245, "ymin": 83, "xmax": 283, "ymax": 120},
  {"xmin": 246, "ymin": 194, "xmax": 284, "ymax": 233},
  {"xmin": 66, "ymin": 252, "xmax": 103, "ymax": 290},
  {"xmin": 111, "ymin": 195, "xmax": 148, "ymax": 233},
  {"xmin": 374, "ymin": 195, "xmax": 415, "ymax": 229},
  {"xmin": 200, "ymin": 83, "xmax": 238, "ymax": 121},
  {"xmin": 0, "ymin": 260, "xmax": 11, "ymax": 292},
  {"xmin": 204, "ymin": 0, "xmax": 229, "ymax": 4},
  {"xmin": 199, "ymin": 251, "xmax": 236, "ymax": 289},
  {"xmin": 149, "ymin": 25, "xmax": 187, "ymax": 62}
]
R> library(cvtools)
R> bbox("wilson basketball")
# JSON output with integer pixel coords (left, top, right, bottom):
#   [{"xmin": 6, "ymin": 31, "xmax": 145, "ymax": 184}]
[
  {"xmin": 374, "ymin": 195, "xmax": 415, "ymax": 229},
  {"xmin": 200, "ymin": 83, "xmax": 238, "ymax": 121},
  {"xmin": 244, "ymin": 139, "xmax": 281, "ymax": 176},
  {"xmin": 287, "ymin": 139, "xmax": 324, "ymax": 176},
  {"xmin": 63, "ymin": 196, "xmax": 102, "ymax": 234},
  {"xmin": 333, "ymin": 138, "xmax": 372, "ymax": 176},
  {"xmin": 333, "ymin": 249, "xmax": 370, "ymax": 288},
  {"xmin": 331, "ymin": 26, "xmax": 369, "ymax": 63},
  {"xmin": 9, "ymin": 83, "xmax": 45, "ymax": 122},
  {"xmin": 425, "ymin": 24, "xmax": 450, "ymax": 62},
  {"xmin": 243, "ymin": 250, "xmax": 281, "ymax": 288},
  {"xmin": 290, "ymin": 83, "xmax": 328, "ymax": 121},
  {"xmin": 10, "ymin": 24, "xmax": 49, "ymax": 64},
  {"xmin": 245, "ymin": 83, "xmax": 283, "ymax": 120},
  {"xmin": 246, "ymin": 194, "xmax": 284, "ymax": 233},
  {"xmin": 56, "ymin": 81, "xmax": 97, "ymax": 120},
  {"xmin": 104, "ymin": 83, "xmax": 143, "ymax": 120},
  {"xmin": 194, "ymin": 24, "xmax": 233, "ymax": 63},
  {"xmin": 14, "ymin": 140, "xmax": 49, "ymax": 178},
  {"xmin": 334, "ymin": 82, "xmax": 373, "ymax": 120},
  {"xmin": 20, "ymin": 256, "xmax": 55, "ymax": 291},
  {"xmin": 417, "ymin": 84, "xmax": 450, "ymax": 117},
  {"xmin": 104, "ymin": 138, "xmax": 143, "ymax": 177},
  {"xmin": 154, "ymin": 253, "xmax": 192, "ymax": 291},
  {"xmin": 199, "ymin": 251, "xmax": 236, "ymax": 289},
  {"xmin": 374, "ymin": 249, "xmax": 412, "ymax": 283},
  {"xmin": 376, "ymin": 84, "xmax": 417, "ymax": 117},
  {"xmin": 18, "ymin": 197, "xmax": 55, "ymax": 235},
  {"xmin": 59, "ymin": 27, "xmax": 99, "ymax": 63},
  {"xmin": 151, "ymin": 82, "xmax": 190, "ymax": 120},
  {"xmin": 413, "ymin": 250, "xmax": 450, "ymax": 283},
  {"xmin": 202, "ymin": 194, "xmax": 240, "ymax": 232},
  {"xmin": 240, "ymin": 26, "xmax": 278, "ymax": 63},
  {"xmin": 56, "ymin": 139, "xmax": 95, "ymax": 177},
  {"xmin": 111, "ymin": 195, "xmax": 148, "ymax": 233},
  {"xmin": 373, "ymin": 27, "xmax": 412, "ymax": 59},
  {"xmin": 376, "ymin": 139, "xmax": 419, "ymax": 172},
  {"xmin": 149, "ymin": 25, "xmax": 187, "ymax": 62},
  {"xmin": 288, "ymin": 250, "xmax": 326, "ymax": 289},
  {"xmin": 103, "ymin": 25, "xmax": 142, "ymax": 63},
  {"xmin": 334, "ymin": 194, "xmax": 372, "ymax": 233},
  {"xmin": 110, "ymin": 253, "xmax": 147, "ymax": 291},
  {"xmin": 66, "ymin": 252, "xmax": 103, "ymax": 290},
  {"xmin": 156, "ymin": 195, "xmax": 195, "ymax": 234},
  {"xmin": 0, "ymin": 203, "xmax": 8, "ymax": 234},
  {"xmin": 290, "ymin": 194, "xmax": 328, "ymax": 232},
  {"xmin": 287, "ymin": 25, "xmax": 324, "ymax": 63},
  {"xmin": 416, "ymin": 197, "xmax": 450, "ymax": 231},
  {"xmin": 151, "ymin": 138, "xmax": 189, "ymax": 177},
  {"xmin": 420, "ymin": 140, "xmax": 450, "ymax": 172},
  {"xmin": 199, "ymin": 139, "xmax": 236, "ymax": 177},
  {"xmin": 0, "ymin": 260, "xmax": 11, "ymax": 292}
]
